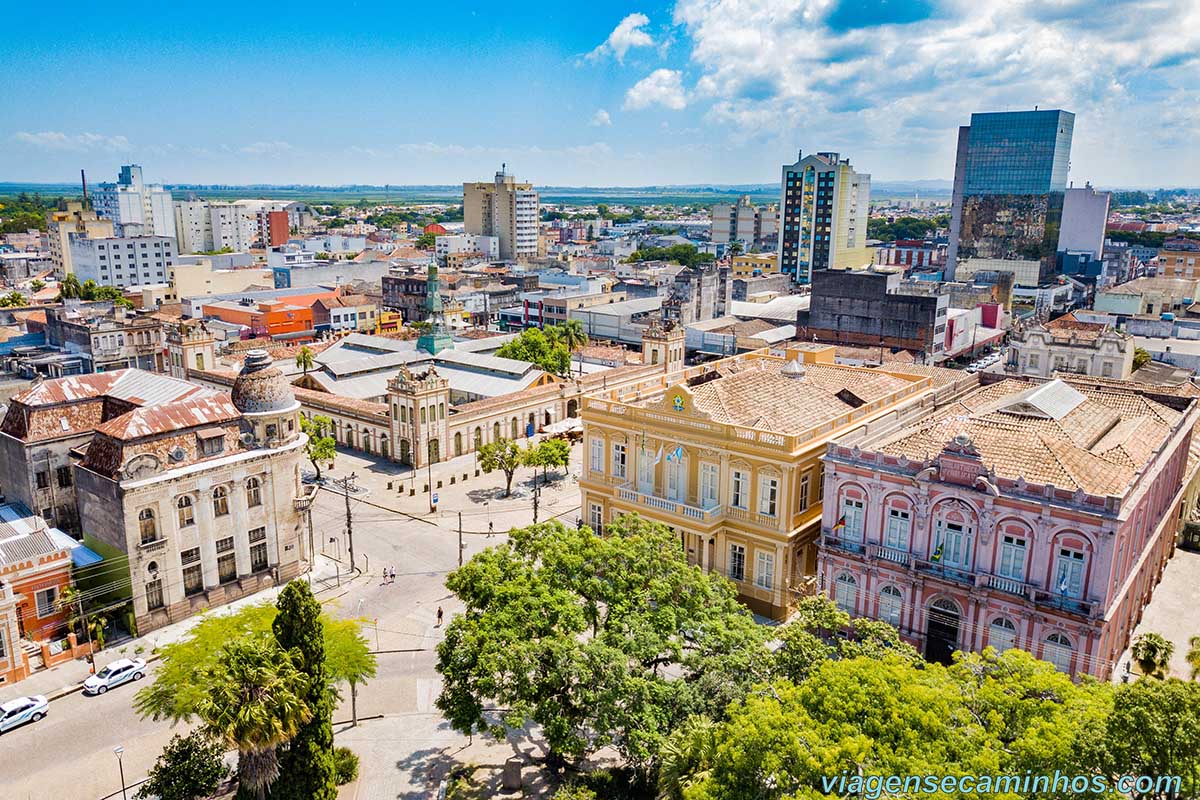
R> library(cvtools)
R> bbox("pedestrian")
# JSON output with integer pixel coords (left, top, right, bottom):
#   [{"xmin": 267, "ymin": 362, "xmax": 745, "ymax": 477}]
[
  {"xmin": 436, "ymin": 606, "xmax": 444, "ymax": 627},
  {"xmin": 389, "ymin": 566, "xmax": 396, "ymax": 583},
  {"xmin": 487, "ymin": 520, "xmax": 494, "ymax": 538},
  {"xmin": 382, "ymin": 566, "xmax": 389, "ymax": 585}
]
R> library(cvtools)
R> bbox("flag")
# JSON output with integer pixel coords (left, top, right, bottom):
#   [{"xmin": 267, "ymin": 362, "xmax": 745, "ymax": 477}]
[
  {"xmin": 651, "ymin": 445, "xmax": 664, "ymax": 466},
  {"xmin": 1058, "ymin": 569, "xmax": 1070, "ymax": 596},
  {"xmin": 931, "ymin": 542, "xmax": 943, "ymax": 563},
  {"xmin": 666, "ymin": 445, "xmax": 684, "ymax": 463},
  {"xmin": 831, "ymin": 515, "xmax": 846, "ymax": 536}
]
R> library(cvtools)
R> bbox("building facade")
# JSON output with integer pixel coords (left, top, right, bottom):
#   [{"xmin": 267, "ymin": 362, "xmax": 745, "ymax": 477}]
[
  {"xmin": 1007, "ymin": 317, "xmax": 1133, "ymax": 380},
  {"xmin": 947, "ymin": 110, "xmax": 1075, "ymax": 284},
  {"xmin": 69, "ymin": 234, "xmax": 177, "ymax": 289},
  {"xmin": 45, "ymin": 303, "xmax": 166, "ymax": 373},
  {"xmin": 819, "ymin": 377, "xmax": 1195, "ymax": 679},
  {"xmin": 777, "ymin": 151, "xmax": 871, "ymax": 284},
  {"xmin": 463, "ymin": 169, "xmax": 540, "ymax": 261},
  {"xmin": 46, "ymin": 202, "xmax": 115, "ymax": 277},
  {"xmin": 711, "ymin": 196, "xmax": 779, "ymax": 249},
  {"xmin": 72, "ymin": 354, "xmax": 308, "ymax": 634},
  {"xmin": 1157, "ymin": 239, "xmax": 1200, "ymax": 280},
  {"xmin": 92, "ymin": 165, "xmax": 177, "ymax": 240}
]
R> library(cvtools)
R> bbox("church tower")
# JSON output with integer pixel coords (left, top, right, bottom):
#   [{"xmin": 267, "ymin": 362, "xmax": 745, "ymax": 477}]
[
  {"xmin": 416, "ymin": 260, "xmax": 454, "ymax": 355},
  {"xmin": 165, "ymin": 320, "xmax": 216, "ymax": 379},
  {"xmin": 387, "ymin": 365, "xmax": 450, "ymax": 468},
  {"xmin": 642, "ymin": 319, "xmax": 685, "ymax": 378}
]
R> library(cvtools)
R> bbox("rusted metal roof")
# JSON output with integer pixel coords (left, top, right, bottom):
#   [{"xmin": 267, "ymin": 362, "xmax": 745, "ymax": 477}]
[{"xmin": 94, "ymin": 395, "xmax": 242, "ymax": 440}]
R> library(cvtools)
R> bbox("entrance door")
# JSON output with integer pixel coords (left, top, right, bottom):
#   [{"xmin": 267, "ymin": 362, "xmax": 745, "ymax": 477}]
[
  {"xmin": 16, "ymin": 605, "xmax": 25, "ymax": 637},
  {"xmin": 924, "ymin": 599, "xmax": 960, "ymax": 664}
]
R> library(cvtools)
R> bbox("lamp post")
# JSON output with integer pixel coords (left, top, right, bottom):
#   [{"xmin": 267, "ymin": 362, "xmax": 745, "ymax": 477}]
[{"xmin": 114, "ymin": 745, "xmax": 127, "ymax": 800}]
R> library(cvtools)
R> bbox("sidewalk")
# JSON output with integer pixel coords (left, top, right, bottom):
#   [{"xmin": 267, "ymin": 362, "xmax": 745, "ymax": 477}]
[
  {"xmin": 328, "ymin": 440, "xmax": 584, "ymax": 537},
  {"xmin": 4, "ymin": 554, "xmax": 347, "ymax": 704}
]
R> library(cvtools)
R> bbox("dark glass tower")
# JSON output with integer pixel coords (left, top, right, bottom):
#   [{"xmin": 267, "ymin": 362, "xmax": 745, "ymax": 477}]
[{"xmin": 946, "ymin": 110, "xmax": 1075, "ymax": 284}]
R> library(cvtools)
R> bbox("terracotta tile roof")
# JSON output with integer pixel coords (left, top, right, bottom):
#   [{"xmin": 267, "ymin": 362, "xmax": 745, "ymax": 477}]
[
  {"xmin": 835, "ymin": 345, "xmax": 917, "ymax": 364},
  {"xmin": 875, "ymin": 378, "xmax": 1185, "ymax": 496}
]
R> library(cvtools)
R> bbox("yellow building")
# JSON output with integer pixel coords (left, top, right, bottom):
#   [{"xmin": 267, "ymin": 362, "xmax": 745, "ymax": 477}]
[
  {"xmin": 1158, "ymin": 242, "xmax": 1200, "ymax": 280},
  {"xmin": 46, "ymin": 202, "xmax": 114, "ymax": 276},
  {"xmin": 581, "ymin": 334, "xmax": 964, "ymax": 618},
  {"xmin": 731, "ymin": 252, "xmax": 779, "ymax": 275},
  {"xmin": 171, "ymin": 258, "xmax": 273, "ymax": 302}
]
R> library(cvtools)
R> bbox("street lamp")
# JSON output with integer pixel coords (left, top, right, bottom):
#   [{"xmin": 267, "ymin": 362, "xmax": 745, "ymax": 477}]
[{"xmin": 114, "ymin": 745, "xmax": 128, "ymax": 800}]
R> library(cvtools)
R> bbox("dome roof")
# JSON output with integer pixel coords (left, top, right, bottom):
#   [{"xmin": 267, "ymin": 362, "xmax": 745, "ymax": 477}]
[
  {"xmin": 231, "ymin": 350, "xmax": 299, "ymax": 415},
  {"xmin": 781, "ymin": 358, "xmax": 807, "ymax": 379}
]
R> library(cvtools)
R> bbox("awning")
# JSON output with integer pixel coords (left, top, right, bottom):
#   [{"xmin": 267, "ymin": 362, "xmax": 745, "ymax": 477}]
[{"xmin": 47, "ymin": 528, "xmax": 105, "ymax": 568}]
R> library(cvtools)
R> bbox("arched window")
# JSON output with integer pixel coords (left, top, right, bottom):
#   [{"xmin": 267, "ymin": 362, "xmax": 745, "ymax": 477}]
[
  {"xmin": 989, "ymin": 617, "xmax": 1017, "ymax": 653},
  {"xmin": 176, "ymin": 495, "xmax": 194, "ymax": 528},
  {"xmin": 878, "ymin": 585, "xmax": 903, "ymax": 627},
  {"xmin": 454, "ymin": 432, "xmax": 463, "ymax": 456},
  {"xmin": 439, "ymin": 402, "xmax": 445, "ymax": 420},
  {"xmin": 493, "ymin": 421, "xmax": 501, "ymax": 441},
  {"xmin": 511, "ymin": 417, "xmax": 519, "ymax": 438},
  {"xmin": 1044, "ymin": 633, "xmax": 1074, "ymax": 673},
  {"xmin": 212, "ymin": 486, "xmax": 229, "ymax": 517},
  {"xmin": 138, "ymin": 508, "xmax": 157, "ymax": 545},
  {"xmin": 246, "ymin": 477, "xmax": 262, "ymax": 508},
  {"xmin": 474, "ymin": 427, "xmax": 483, "ymax": 449},
  {"xmin": 400, "ymin": 405, "xmax": 407, "ymax": 423},
  {"xmin": 544, "ymin": 410, "xmax": 552, "ymax": 426},
  {"xmin": 421, "ymin": 406, "xmax": 427, "ymax": 424},
  {"xmin": 834, "ymin": 573, "xmax": 857, "ymax": 614}
]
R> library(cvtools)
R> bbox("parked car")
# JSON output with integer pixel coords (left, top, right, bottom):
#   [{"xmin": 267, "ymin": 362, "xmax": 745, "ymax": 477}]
[
  {"xmin": 0, "ymin": 695, "xmax": 48, "ymax": 734},
  {"xmin": 83, "ymin": 658, "xmax": 147, "ymax": 695}
]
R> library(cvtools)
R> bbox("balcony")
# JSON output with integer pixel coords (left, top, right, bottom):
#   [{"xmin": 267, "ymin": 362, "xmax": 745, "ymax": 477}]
[
  {"xmin": 615, "ymin": 485, "xmax": 722, "ymax": 524},
  {"xmin": 137, "ymin": 537, "xmax": 167, "ymax": 555},
  {"xmin": 913, "ymin": 558, "xmax": 973, "ymax": 586},
  {"xmin": 725, "ymin": 505, "xmax": 781, "ymax": 529},
  {"xmin": 979, "ymin": 572, "xmax": 1035, "ymax": 599},
  {"xmin": 871, "ymin": 544, "xmax": 911, "ymax": 567},
  {"xmin": 821, "ymin": 534, "xmax": 866, "ymax": 556},
  {"xmin": 1034, "ymin": 591, "xmax": 1094, "ymax": 618}
]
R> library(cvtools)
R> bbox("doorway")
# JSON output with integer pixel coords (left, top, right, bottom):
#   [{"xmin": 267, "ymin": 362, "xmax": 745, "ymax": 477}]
[{"xmin": 924, "ymin": 598, "xmax": 960, "ymax": 665}]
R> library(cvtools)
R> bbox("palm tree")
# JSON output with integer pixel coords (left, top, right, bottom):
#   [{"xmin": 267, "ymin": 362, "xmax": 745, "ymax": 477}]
[
  {"xmin": 58, "ymin": 273, "xmax": 82, "ymax": 300},
  {"xmin": 728, "ymin": 241, "xmax": 744, "ymax": 258},
  {"xmin": 1187, "ymin": 635, "xmax": 1200, "ymax": 680},
  {"xmin": 199, "ymin": 637, "xmax": 312, "ymax": 800},
  {"xmin": 558, "ymin": 319, "xmax": 589, "ymax": 377},
  {"xmin": 1131, "ymin": 632, "xmax": 1174, "ymax": 679},
  {"xmin": 657, "ymin": 715, "xmax": 717, "ymax": 800},
  {"xmin": 295, "ymin": 345, "xmax": 315, "ymax": 378}
]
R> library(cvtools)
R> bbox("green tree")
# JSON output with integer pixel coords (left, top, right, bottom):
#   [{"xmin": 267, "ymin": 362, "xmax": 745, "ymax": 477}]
[
  {"xmin": 656, "ymin": 715, "xmax": 718, "ymax": 800},
  {"xmin": 199, "ymin": 636, "xmax": 311, "ymax": 800},
  {"xmin": 324, "ymin": 617, "xmax": 378, "ymax": 726},
  {"xmin": 727, "ymin": 241, "xmax": 744, "ymax": 257},
  {"xmin": 524, "ymin": 437, "xmax": 570, "ymax": 486},
  {"xmin": 30, "ymin": 279, "xmax": 45, "ymax": 292},
  {"xmin": 496, "ymin": 327, "xmax": 571, "ymax": 376},
  {"xmin": 58, "ymin": 273, "xmax": 82, "ymax": 300},
  {"xmin": 295, "ymin": 345, "xmax": 315, "ymax": 377},
  {"xmin": 300, "ymin": 415, "xmax": 337, "ymax": 481},
  {"xmin": 0, "ymin": 290, "xmax": 26, "ymax": 307},
  {"xmin": 556, "ymin": 319, "xmax": 589, "ymax": 377},
  {"xmin": 478, "ymin": 438, "xmax": 524, "ymax": 497},
  {"xmin": 271, "ymin": 581, "xmax": 337, "ymax": 800},
  {"xmin": 1098, "ymin": 678, "xmax": 1200, "ymax": 799},
  {"xmin": 136, "ymin": 730, "xmax": 229, "ymax": 800},
  {"xmin": 1134, "ymin": 347, "xmax": 1153, "ymax": 370},
  {"xmin": 435, "ymin": 516, "xmax": 767, "ymax": 771},
  {"xmin": 415, "ymin": 231, "xmax": 437, "ymax": 249},
  {"xmin": 1132, "ymin": 632, "xmax": 1175, "ymax": 679},
  {"xmin": 627, "ymin": 244, "xmax": 715, "ymax": 268},
  {"xmin": 1188, "ymin": 635, "xmax": 1200, "ymax": 681}
]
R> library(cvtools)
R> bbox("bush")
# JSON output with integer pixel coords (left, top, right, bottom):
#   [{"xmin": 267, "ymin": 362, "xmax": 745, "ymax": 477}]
[
  {"xmin": 332, "ymin": 746, "xmax": 359, "ymax": 785},
  {"xmin": 135, "ymin": 730, "xmax": 228, "ymax": 800}
]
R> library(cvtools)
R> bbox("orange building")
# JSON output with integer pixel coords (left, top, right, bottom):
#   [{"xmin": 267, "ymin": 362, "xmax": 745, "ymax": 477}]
[
  {"xmin": 202, "ymin": 298, "xmax": 321, "ymax": 339},
  {"xmin": 267, "ymin": 210, "xmax": 290, "ymax": 247},
  {"xmin": 1, "ymin": 504, "xmax": 76, "ymax": 685}
]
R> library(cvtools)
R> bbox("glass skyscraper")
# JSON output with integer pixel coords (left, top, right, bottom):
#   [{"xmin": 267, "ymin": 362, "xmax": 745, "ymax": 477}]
[{"xmin": 946, "ymin": 110, "xmax": 1075, "ymax": 285}]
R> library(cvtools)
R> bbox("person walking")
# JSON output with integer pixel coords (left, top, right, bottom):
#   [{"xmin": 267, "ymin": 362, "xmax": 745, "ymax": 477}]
[
  {"xmin": 382, "ymin": 566, "xmax": 389, "ymax": 585},
  {"xmin": 487, "ymin": 520, "xmax": 494, "ymax": 538},
  {"xmin": 389, "ymin": 566, "xmax": 396, "ymax": 583},
  {"xmin": 436, "ymin": 606, "xmax": 444, "ymax": 627}
]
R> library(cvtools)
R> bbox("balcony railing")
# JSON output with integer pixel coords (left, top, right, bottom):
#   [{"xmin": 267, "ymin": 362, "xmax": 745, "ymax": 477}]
[
  {"xmin": 726, "ymin": 505, "xmax": 780, "ymax": 528},
  {"xmin": 871, "ymin": 544, "xmax": 911, "ymax": 566},
  {"xmin": 980, "ymin": 573, "xmax": 1035, "ymax": 599},
  {"xmin": 615, "ymin": 485, "xmax": 722, "ymax": 523},
  {"xmin": 1034, "ymin": 591, "xmax": 1094, "ymax": 618},
  {"xmin": 914, "ymin": 559, "xmax": 973, "ymax": 586},
  {"xmin": 821, "ymin": 534, "xmax": 866, "ymax": 555}
]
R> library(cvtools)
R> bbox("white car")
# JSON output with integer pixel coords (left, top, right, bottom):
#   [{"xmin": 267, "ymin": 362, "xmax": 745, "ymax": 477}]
[
  {"xmin": 0, "ymin": 695, "xmax": 48, "ymax": 734},
  {"xmin": 83, "ymin": 658, "xmax": 147, "ymax": 695}
]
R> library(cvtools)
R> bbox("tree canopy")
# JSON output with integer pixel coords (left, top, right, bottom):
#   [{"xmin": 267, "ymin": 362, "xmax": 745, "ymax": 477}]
[
  {"xmin": 867, "ymin": 214, "xmax": 949, "ymax": 242},
  {"xmin": 478, "ymin": 438, "xmax": 524, "ymax": 497},
  {"xmin": 627, "ymin": 244, "xmax": 714, "ymax": 268},
  {"xmin": 300, "ymin": 415, "xmax": 337, "ymax": 480},
  {"xmin": 496, "ymin": 326, "xmax": 572, "ymax": 376}
]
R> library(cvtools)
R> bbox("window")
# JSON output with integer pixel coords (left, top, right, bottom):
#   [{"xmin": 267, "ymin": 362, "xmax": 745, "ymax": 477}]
[
  {"xmin": 146, "ymin": 579, "xmax": 164, "ymax": 611},
  {"xmin": 182, "ymin": 548, "xmax": 203, "ymax": 596},
  {"xmin": 246, "ymin": 477, "xmax": 262, "ymax": 507},
  {"xmin": 754, "ymin": 551, "xmax": 775, "ymax": 590},
  {"xmin": 990, "ymin": 617, "xmax": 1017, "ymax": 653},
  {"xmin": 1044, "ymin": 633, "xmax": 1074, "ymax": 673},
  {"xmin": 200, "ymin": 434, "xmax": 224, "ymax": 457},
  {"xmin": 56, "ymin": 466, "xmax": 73, "ymax": 488},
  {"xmin": 758, "ymin": 476, "xmax": 779, "ymax": 516},
  {"xmin": 817, "ymin": 466, "xmax": 825, "ymax": 501},
  {"xmin": 998, "ymin": 535, "xmax": 1028, "ymax": 582},
  {"xmin": 834, "ymin": 573, "xmax": 857, "ymax": 614},
  {"xmin": 700, "ymin": 463, "xmax": 719, "ymax": 507},
  {"xmin": 728, "ymin": 544, "xmax": 746, "ymax": 581},
  {"xmin": 138, "ymin": 508, "xmax": 158, "ymax": 544},
  {"xmin": 217, "ymin": 536, "xmax": 237, "ymax": 584},
  {"xmin": 841, "ymin": 497, "xmax": 865, "ymax": 542},
  {"xmin": 173, "ymin": 496, "xmax": 195, "ymax": 529},
  {"xmin": 884, "ymin": 508, "xmax": 910, "ymax": 551},
  {"xmin": 798, "ymin": 471, "xmax": 811, "ymax": 511},
  {"xmin": 1054, "ymin": 547, "xmax": 1085, "ymax": 598},
  {"xmin": 637, "ymin": 447, "xmax": 655, "ymax": 492},
  {"xmin": 212, "ymin": 486, "xmax": 229, "ymax": 517},
  {"xmin": 611, "ymin": 443, "xmax": 627, "ymax": 479},
  {"xmin": 35, "ymin": 586, "xmax": 58, "ymax": 618},
  {"xmin": 249, "ymin": 527, "xmax": 268, "ymax": 572},
  {"xmin": 667, "ymin": 454, "xmax": 687, "ymax": 502},
  {"xmin": 936, "ymin": 520, "xmax": 970, "ymax": 569},
  {"xmin": 731, "ymin": 470, "xmax": 749, "ymax": 509},
  {"xmin": 588, "ymin": 503, "xmax": 603, "ymax": 530},
  {"xmin": 878, "ymin": 585, "xmax": 903, "ymax": 626},
  {"xmin": 35, "ymin": 471, "xmax": 49, "ymax": 490}
]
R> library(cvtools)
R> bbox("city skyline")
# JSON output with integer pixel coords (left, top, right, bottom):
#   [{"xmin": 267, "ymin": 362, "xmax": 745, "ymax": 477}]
[{"xmin": 2, "ymin": 0, "xmax": 1198, "ymax": 187}]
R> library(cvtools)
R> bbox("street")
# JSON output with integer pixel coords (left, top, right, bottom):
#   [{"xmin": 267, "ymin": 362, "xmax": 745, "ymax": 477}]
[{"xmin": 0, "ymin": 444, "xmax": 581, "ymax": 799}]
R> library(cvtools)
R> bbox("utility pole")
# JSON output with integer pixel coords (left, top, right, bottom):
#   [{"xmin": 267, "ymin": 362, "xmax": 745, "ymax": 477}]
[
  {"xmin": 458, "ymin": 511, "xmax": 464, "ymax": 568},
  {"xmin": 533, "ymin": 482, "xmax": 540, "ymax": 524},
  {"xmin": 344, "ymin": 472, "xmax": 357, "ymax": 573},
  {"xmin": 77, "ymin": 594, "xmax": 94, "ymax": 673}
]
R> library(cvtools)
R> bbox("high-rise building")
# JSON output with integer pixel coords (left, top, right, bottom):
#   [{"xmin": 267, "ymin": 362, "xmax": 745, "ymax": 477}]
[
  {"xmin": 69, "ymin": 234, "xmax": 177, "ymax": 289},
  {"xmin": 46, "ymin": 201, "xmax": 115, "ymax": 276},
  {"xmin": 946, "ymin": 110, "xmax": 1075, "ymax": 284},
  {"xmin": 463, "ymin": 168, "xmax": 539, "ymax": 262},
  {"xmin": 92, "ymin": 165, "xmax": 177, "ymax": 240},
  {"xmin": 711, "ymin": 195, "xmax": 779, "ymax": 249},
  {"xmin": 777, "ymin": 151, "xmax": 871, "ymax": 284},
  {"xmin": 173, "ymin": 200, "xmax": 256, "ymax": 254}
]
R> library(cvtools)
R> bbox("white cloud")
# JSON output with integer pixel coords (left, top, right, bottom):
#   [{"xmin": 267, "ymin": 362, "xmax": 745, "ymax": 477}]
[
  {"xmin": 668, "ymin": 0, "xmax": 1200, "ymax": 182},
  {"xmin": 588, "ymin": 12, "xmax": 655, "ymax": 64},
  {"xmin": 11, "ymin": 131, "xmax": 131, "ymax": 152},
  {"xmin": 239, "ymin": 140, "xmax": 294, "ymax": 156},
  {"xmin": 590, "ymin": 109, "xmax": 613, "ymax": 127},
  {"xmin": 624, "ymin": 69, "xmax": 688, "ymax": 111}
]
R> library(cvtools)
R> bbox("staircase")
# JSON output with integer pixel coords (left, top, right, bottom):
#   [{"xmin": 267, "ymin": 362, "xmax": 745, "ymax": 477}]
[{"xmin": 20, "ymin": 638, "xmax": 44, "ymax": 671}]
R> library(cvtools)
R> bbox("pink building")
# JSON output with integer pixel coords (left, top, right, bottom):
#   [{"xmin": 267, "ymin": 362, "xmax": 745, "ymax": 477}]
[{"xmin": 818, "ymin": 376, "xmax": 1196, "ymax": 679}]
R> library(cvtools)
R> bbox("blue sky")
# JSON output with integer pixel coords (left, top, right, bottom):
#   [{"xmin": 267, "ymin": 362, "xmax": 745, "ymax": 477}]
[{"xmin": 1, "ymin": 0, "xmax": 1197, "ymax": 187}]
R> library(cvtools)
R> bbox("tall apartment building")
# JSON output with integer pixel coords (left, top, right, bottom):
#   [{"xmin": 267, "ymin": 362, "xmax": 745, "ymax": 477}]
[
  {"xmin": 174, "ymin": 200, "xmax": 256, "ymax": 254},
  {"xmin": 946, "ymin": 109, "xmax": 1075, "ymax": 284},
  {"xmin": 46, "ymin": 201, "xmax": 115, "ymax": 276},
  {"xmin": 69, "ymin": 234, "xmax": 176, "ymax": 288},
  {"xmin": 777, "ymin": 151, "xmax": 871, "ymax": 284},
  {"xmin": 1157, "ymin": 239, "xmax": 1200, "ymax": 279},
  {"xmin": 463, "ymin": 168, "xmax": 540, "ymax": 261},
  {"xmin": 711, "ymin": 195, "xmax": 779, "ymax": 249},
  {"xmin": 1058, "ymin": 184, "xmax": 1111, "ymax": 259},
  {"xmin": 92, "ymin": 165, "xmax": 177, "ymax": 240}
]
